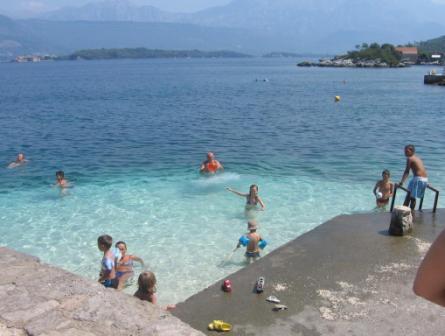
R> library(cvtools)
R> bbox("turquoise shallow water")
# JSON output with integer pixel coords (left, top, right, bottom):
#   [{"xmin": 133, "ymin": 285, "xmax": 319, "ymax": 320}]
[{"xmin": 0, "ymin": 59, "xmax": 444, "ymax": 303}]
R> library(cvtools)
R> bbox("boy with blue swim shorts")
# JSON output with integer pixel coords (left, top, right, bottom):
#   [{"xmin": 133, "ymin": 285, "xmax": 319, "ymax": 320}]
[
  {"xmin": 97, "ymin": 235, "xmax": 118, "ymax": 289},
  {"xmin": 398, "ymin": 144, "xmax": 428, "ymax": 211}
]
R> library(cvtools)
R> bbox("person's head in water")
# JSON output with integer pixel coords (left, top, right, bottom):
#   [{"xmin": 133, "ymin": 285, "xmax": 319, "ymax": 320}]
[
  {"xmin": 404, "ymin": 144, "xmax": 415, "ymax": 157},
  {"xmin": 207, "ymin": 152, "xmax": 215, "ymax": 161},
  {"xmin": 97, "ymin": 234, "xmax": 113, "ymax": 252},
  {"xmin": 249, "ymin": 185, "xmax": 259, "ymax": 198},
  {"xmin": 16, "ymin": 153, "xmax": 25, "ymax": 162},
  {"xmin": 248, "ymin": 220, "xmax": 257, "ymax": 232},
  {"xmin": 56, "ymin": 171, "xmax": 64, "ymax": 181},
  {"xmin": 115, "ymin": 241, "xmax": 127, "ymax": 256},
  {"xmin": 138, "ymin": 271, "xmax": 157, "ymax": 296}
]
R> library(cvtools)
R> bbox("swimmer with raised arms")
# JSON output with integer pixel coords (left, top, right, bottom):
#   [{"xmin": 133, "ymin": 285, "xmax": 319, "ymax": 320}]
[{"xmin": 226, "ymin": 184, "xmax": 265, "ymax": 210}]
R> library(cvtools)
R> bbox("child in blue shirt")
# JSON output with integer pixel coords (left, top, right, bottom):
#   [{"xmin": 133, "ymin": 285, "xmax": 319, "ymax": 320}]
[{"xmin": 97, "ymin": 234, "xmax": 118, "ymax": 289}]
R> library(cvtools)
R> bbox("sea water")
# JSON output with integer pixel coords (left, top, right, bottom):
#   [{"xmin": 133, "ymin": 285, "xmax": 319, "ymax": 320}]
[{"xmin": 0, "ymin": 59, "xmax": 444, "ymax": 304}]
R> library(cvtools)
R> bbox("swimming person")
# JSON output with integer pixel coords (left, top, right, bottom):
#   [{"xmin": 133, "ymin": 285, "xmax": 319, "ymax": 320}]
[
  {"xmin": 398, "ymin": 144, "xmax": 428, "ymax": 210},
  {"xmin": 226, "ymin": 184, "xmax": 265, "ymax": 210},
  {"xmin": 373, "ymin": 169, "xmax": 394, "ymax": 208},
  {"xmin": 115, "ymin": 241, "xmax": 145, "ymax": 290},
  {"xmin": 200, "ymin": 152, "xmax": 224, "ymax": 174},
  {"xmin": 7, "ymin": 153, "xmax": 28, "ymax": 168},
  {"xmin": 97, "ymin": 235, "xmax": 118, "ymax": 289},
  {"xmin": 236, "ymin": 220, "xmax": 264, "ymax": 263},
  {"xmin": 55, "ymin": 171, "xmax": 69, "ymax": 189},
  {"xmin": 134, "ymin": 271, "xmax": 175, "ymax": 311}
]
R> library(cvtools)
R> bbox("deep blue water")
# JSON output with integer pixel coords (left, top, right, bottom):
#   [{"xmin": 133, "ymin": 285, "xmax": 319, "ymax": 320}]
[{"xmin": 0, "ymin": 58, "xmax": 444, "ymax": 303}]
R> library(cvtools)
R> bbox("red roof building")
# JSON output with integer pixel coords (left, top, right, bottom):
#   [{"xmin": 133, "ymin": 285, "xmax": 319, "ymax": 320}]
[{"xmin": 395, "ymin": 47, "xmax": 418, "ymax": 63}]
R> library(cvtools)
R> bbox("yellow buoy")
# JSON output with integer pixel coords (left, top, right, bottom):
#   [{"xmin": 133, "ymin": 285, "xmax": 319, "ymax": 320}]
[{"xmin": 335, "ymin": 95, "xmax": 341, "ymax": 102}]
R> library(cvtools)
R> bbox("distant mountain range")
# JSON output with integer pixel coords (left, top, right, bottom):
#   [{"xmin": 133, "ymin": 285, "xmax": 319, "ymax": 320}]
[
  {"xmin": 1, "ymin": 0, "xmax": 445, "ymax": 59},
  {"xmin": 39, "ymin": 0, "xmax": 179, "ymax": 22}
]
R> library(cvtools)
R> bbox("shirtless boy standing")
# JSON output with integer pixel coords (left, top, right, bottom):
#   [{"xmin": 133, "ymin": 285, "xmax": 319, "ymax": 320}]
[
  {"xmin": 237, "ymin": 221, "xmax": 263, "ymax": 263},
  {"xmin": 399, "ymin": 144, "xmax": 428, "ymax": 210}
]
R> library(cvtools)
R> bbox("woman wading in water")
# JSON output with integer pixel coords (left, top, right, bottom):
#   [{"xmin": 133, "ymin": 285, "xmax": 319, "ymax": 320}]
[{"xmin": 226, "ymin": 184, "xmax": 266, "ymax": 214}]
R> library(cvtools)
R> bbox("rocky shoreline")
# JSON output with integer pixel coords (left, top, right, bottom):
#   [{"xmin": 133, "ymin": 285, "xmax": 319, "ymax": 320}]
[{"xmin": 298, "ymin": 57, "xmax": 408, "ymax": 68}]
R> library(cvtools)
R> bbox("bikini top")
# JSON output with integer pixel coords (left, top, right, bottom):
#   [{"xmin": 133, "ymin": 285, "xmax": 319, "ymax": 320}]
[
  {"xmin": 246, "ymin": 196, "xmax": 258, "ymax": 206},
  {"xmin": 118, "ymin": 255, "xmax": 134, "ymax": 268}
]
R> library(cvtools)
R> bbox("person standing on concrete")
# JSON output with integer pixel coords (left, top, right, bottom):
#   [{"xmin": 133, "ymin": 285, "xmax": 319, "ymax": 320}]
[{"xmin": 398, "ymin": 144, "xmax": 428, "ymax": 210}]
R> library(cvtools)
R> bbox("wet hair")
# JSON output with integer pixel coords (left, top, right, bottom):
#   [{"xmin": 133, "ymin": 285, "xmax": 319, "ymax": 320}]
[
  {"xmin": 97, "ymin": 235, "xmax": 113, "ymax": 249},
  {"xmin": 135, "ymin": 271, "xmax": 157, "ymax": 302},
  {"xmin": 405, "ymin": 144, "xmax": 415, "ymax": 153},
  {"xmin": 115, "ymin": 241, "xmax": 127, "ymax": 249},
  {"xmin": 382, "ymin": 169, "xmax": 390, "ymax": 177},
  {"xmin": 248, "ymin": 220, "xmax": 257, "ymax": 232},
  {"xmin": 249, "ymin": 184, "xmax": 259, "ymax": 198},
  {"xmin": 56, "ymin": 171, "xmax": 64, "ymax": 178}
]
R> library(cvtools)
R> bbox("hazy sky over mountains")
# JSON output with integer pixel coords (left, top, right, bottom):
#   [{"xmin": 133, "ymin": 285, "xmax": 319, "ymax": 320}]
[
  {"xmin": 0, "ymin": 0, "xmax": 233, "ymax": 17},
  {"xmin": 2, "ymin": 0, "xmax": 445, "ymax": 18}
]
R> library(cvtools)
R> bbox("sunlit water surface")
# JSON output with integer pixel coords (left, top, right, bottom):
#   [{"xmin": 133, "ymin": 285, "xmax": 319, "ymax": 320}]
[{"xmin": 0, "ymin": 59, "xmax": 444, "ymax": 303}]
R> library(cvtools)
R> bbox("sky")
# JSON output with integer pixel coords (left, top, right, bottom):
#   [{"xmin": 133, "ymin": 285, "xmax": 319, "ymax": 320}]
[{"xmin": 0, "ymin": 0, "xmax": 233, "ymax": 18}]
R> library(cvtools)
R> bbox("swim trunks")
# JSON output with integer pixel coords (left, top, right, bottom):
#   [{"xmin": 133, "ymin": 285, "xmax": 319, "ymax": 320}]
[
  {"xmin": 245, "ymin": 251, "xmax": 260, "ymax": 258},
  {"xmin": 377, "ymin": 198, "xmax": 390, "ymax": 205},
  {"xmin": 102, "ymin": 278, "xmax": 118, "ymax": 288},
  {"xmin": 408, "ymin": 176, "xmax": 428, "ymax": 199}
]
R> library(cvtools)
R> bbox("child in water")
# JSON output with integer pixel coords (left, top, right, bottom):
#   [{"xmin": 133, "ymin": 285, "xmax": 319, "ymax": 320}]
[
  {"xmin": 373, "ymin": 169, "xmax": 394, "ymax": 208},
  {"xmin": 115, "ymin": 241, "xmax": 145, "ymax": 290},
  {"xmin": 97, "ymin": 235, "xmax": 118, "ymax": 289},
  {"xmin": 134, "ymin": 271, "xmax": 175, "ymax": 311},
  {"xmin": 237, "ymin": 220, "xmax": 264, "ymax": 263},
  {"xmin": 226, "ymin": 184, "xmax": 265, "ymax": 210},
  {"xmin": 55, "ymin": 170, "xmax": 69, "ymax": 188}
]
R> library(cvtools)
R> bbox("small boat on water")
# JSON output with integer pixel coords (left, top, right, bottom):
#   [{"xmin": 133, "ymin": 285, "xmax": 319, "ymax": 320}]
[{"xmin": 424, "ymin": 68, "xmax": 445, "ymax": 85}]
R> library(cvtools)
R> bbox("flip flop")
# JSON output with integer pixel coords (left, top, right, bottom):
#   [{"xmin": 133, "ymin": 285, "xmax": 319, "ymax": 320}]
[
  {"xmin": 266, "ymin": 295, "xmax": 280, "ymax": 304},
  {"xmin": 273, "ymin": 304, "xmax": 288, "ymax": 311},
  {"xmin": 256, "ymin": 276, "xmax": 265, "ymax": 293},
  {"xmin": 208, "ymin": 320, "xmax": 232, "ymax": 332}
]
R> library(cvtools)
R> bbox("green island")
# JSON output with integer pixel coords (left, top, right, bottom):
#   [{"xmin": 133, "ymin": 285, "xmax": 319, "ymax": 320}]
[
  {"xmin": 58, "ymin": 48, "xmax": 252, "ymax": 60},
  {"xmin": 298, "ymin": 37, "xmax": 444, "ymax": 67},
  {"xmin": 298, "ymin": 43, "xmax": 404, "ymax": 68}
]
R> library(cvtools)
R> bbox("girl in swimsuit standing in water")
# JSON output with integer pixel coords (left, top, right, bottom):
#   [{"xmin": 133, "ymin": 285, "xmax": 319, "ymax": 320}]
[
  {"xmin": 226, "ymin": 184, "xmax": 266, "ymax": 211},
  {"xmin": 115, "ymin": 241, "xmax": 145, "ymax": 290}
]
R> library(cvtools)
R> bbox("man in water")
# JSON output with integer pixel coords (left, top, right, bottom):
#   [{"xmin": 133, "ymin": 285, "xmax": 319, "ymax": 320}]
[
  {"xmin": 398, "ymin": 144, "xmax": 428, "ymax": 210},
  {"xmin": 7, "ymin": 153, "xmax": 28, "ymax": 168},
  {"xmin": 199, "ymin": 152, "xmax": 224, "ymax": 174}
]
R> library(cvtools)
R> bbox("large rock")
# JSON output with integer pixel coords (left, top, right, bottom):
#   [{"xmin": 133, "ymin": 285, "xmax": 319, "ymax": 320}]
[{"xmin": 0, "ymin": 247, "xmax": 203, "ymax": 336}]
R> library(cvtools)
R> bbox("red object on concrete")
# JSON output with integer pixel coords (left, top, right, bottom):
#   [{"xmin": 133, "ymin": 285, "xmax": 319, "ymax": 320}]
[{"xmin": 222, "ymin": 279, "xmax": 232, "ymax": 292}]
